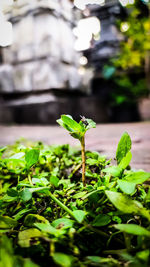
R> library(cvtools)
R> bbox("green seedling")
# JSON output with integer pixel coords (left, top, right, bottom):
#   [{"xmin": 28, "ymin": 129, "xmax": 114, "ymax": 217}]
[
  {"xmin": 57, "ymin": 115, "xmax": 96, "ymax": 186},
  {"xmin": 1, "ymin": 117, "xmax": 150, "ymax": 267}
]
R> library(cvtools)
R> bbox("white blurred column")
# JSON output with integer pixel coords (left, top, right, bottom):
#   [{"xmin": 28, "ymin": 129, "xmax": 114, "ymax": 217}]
[{"xmin": 0, "ymin": 7, "xmax": 13, "ymax": 47}]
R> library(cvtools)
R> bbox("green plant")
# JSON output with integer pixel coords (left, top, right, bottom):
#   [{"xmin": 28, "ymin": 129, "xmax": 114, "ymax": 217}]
[
  {"xmin": 0, "ymin": 117, "xmax": 150, "ymax": 267},
  {"xmin": 103, "ymin": 2, "xmax": 150, "ymax": 106},
  {"xmin": 57, "ymin": 115, "xmax": 96, "ymax": 186}
]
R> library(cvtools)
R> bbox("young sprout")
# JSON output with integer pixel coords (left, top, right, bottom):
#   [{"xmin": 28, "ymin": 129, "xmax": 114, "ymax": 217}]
[{"xmin": 57, "ymin": 115, "xmax": 96, "ymax": 186}]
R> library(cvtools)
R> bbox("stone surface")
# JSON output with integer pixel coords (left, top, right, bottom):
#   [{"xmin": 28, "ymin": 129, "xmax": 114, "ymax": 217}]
[
  {"xmin": 138, "ymin": 98, "xmax": 150, "ymax": 121},
  {"xmin": 0, "ymin": 122, "xmax": 149, "ymax": 171},
  {"xmin": 88, "ymin": 2, "xmax": 124, "ymax": 68},
  {"xmin": 3, "ymin": 13, "xmax": 77, "ymax": 65},
  {"xmin": 0, "ymin": 0, "xmax": 80, "ymax": 95},
  {"xmin": 0, "ymin": 65, "xmax": 14, "ymax": 92},
  {"xmin": 13, "ymin": 62, "xmax": 33, "ymax": 91},
  {"xmin": 5, "ymin": 0, "xmax": 72, "ymax": 21},
  {"xmin": 0, "ymin": 95, "xmax": 109, "ymax": 124}
]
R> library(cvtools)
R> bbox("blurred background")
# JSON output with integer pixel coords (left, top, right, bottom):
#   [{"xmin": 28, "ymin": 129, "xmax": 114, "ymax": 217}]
[{"xmin": 0, "ymin": 0, "xmax": 150, "ymax": 124}]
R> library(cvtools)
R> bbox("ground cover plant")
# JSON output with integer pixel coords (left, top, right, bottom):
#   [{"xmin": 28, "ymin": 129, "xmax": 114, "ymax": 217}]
[{"xmin": 0, "ymin": 115, "xmax": 150, "ymax": 267}]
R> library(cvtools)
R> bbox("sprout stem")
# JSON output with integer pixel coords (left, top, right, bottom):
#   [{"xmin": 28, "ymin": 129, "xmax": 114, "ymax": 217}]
[
  {"xmin": 28, "ymin": 174, "xmax": 33, "ymax": 186},
  {"xmin": 48, "ymin": 191, "xmax": 78, "ymax": 222},
  {"xmin": 81, "ymin": 135, "xmax": 86, "ymax": 186}
]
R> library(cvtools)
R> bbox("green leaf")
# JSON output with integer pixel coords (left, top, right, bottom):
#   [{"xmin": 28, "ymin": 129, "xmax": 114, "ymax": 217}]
[
  {"xmin": 52, "ymin": 253, "xmax": 73, "ymax": 267},
  {"xmin": 136, "ymin": 249, "xmax": 150, "ymax": 262},
  {"xmin": 13, "ymin": 208, "xmax": 32, "ymax": 221},
  {"xmin": 72, "ymin": 210, "xmax": 86, "ymax": 223},
  {"xmin": 19, "ymin": 188, "xmax": 32, "ymax": 202},
  {"xmin": 103, "ymin": 166, "xmax": 122, "ymax": 177},
  {"xmin": 10, "ymin": 152, "xmax": 25, "ymax": 159},
  {"xmin": 23, "ymin": 259, "xmax": 39, "ymax": 267},
  {"xmin": 29, "ymin": 187, "xmax": 49, "ymax": 194},
  {"xmin": 116, "ymin": 132, "xmax": 131, "ymax": 164},
  {"xmin": 125, "ymin": 171, "xmax": 150, "ymax": 184},
  {"xmin": 24, "ymin": 214, "xmax": 49, "ymax": 227},
  {"xmin": 117, "ymin": 180, "xmax": 136, "ymax": 194},
  {"xmin": 114, "ymin": 224, "xmax": 150, "ymax": 237},
  {"xmin": 73, "ymin": 191, "xmax": 87, "ymax": 199},
  {"xmin": 50, "ymin": 176, "xmax": 59, "ymax": 187},
  {"xmin": 34, "ymin": 223, "xmax": 65, "ymax": 237},
  {"xmin": 105, "ymin": 191, "xmax": 143, "ymax": 214},
  {"xmin": 92, "ymin": 214, "xmax": 111, "ymax": 227},
  {"xmin": 7, "ymin": 188, "xmax": 18, "ymax": 197},
  {"xmin": 86, "ymin": 158, "xmax": 99, "ymax": 165},
  {"xmin": 52, "ymin": 218, "xmax": 74, "ymax": 229},
  {"xmin": 25, "ymin": 149, "xmax": 39, "ymax": 169},
  {"xmin": 32, "ymin": 177, "xmax": 49, "ymax": 186},
  {"xmin": 57, "ymin": 115, "xmax": 84, "ymax": 140},
  {"xmin": 86, "ymin": 256, "xmax": 118, "ymax": 265},
  {"xmin": 117, "ymin": 171, "xmax": 150, "ymax": 195},
  {"xmin": 85, "ymin": 118, "xmax": 96, "ymax": 130},
  {"xmin": 118, "ymin": 151, "xmax": 132, "ymax": 169},
  {"xmin": 18, "ymin": 228, "xmax": 42, "ymax": 247},
  {"xmin": 0, "ymin": 216, "xmax": 18, "ymax": 229},
  {"xmin": 61, "ymin": 115, "xmax": 82, "ymax": 133}
]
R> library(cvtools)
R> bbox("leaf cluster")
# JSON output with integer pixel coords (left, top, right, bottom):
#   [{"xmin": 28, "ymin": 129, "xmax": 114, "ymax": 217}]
[
  {"xmin": 0, "ymin": 131, "xmax": 150, "ymax": 266},
  {"xmin": 57, "ymin": 115, "xmax": 96, "ymax": 141}
]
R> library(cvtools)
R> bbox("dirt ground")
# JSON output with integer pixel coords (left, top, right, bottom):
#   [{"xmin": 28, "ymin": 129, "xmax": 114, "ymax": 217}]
[{"xmin": 0, "ymin": 122, "xmax": 150, "ymax": 171}]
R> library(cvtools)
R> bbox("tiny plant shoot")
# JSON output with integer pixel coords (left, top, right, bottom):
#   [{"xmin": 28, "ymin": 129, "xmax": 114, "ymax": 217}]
[
  {"xmin": 1, "ymin": 121, "xmax": 150, "ymax": 267},
  {"xmin": 57, "ymin": 115, "xmax": 96, "ymax": 186}
]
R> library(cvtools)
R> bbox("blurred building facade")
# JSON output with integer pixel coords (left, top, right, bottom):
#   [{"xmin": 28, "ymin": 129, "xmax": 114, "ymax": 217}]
[
  {"xmin": 0, "ymin": 0, "xmax": 131, "ymax": 124},
  {"xmin": 0, "ymin": 0, "xmax": 83, "ymax": 123}
]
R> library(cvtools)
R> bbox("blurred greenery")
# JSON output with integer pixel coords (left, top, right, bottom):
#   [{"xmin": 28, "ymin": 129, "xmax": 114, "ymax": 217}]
[{"xmin": 103, "ymin": 0, "xmax": 150, "ymax": 106}]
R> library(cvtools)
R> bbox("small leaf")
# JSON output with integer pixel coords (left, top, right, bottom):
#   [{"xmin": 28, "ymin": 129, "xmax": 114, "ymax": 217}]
[
  {"xmin": 24, "ymin": 214, "xmax": 49, "ymax": 227},
  {"xmin": 52, "ymin": 252, "xmax": 73, "ymax": 267},
  {"xmin": 116, "ymin": 132, "xmax": 131, "ymax": 164},
  {"xmin": 117, "ymin": 180, "xmax": 136, "ymax": 194},
  {"xmin": 114, "ymin": 224, "xmax": 150, "ymax": 237},
  {"xmin": 85, "ymin": 118, "xmax": 96, "ymax": 130},
  {"xmin": 52, "ymin": 218, "xmax": 74, "ymax": 229},
  {"xmin": 105, "ymin": 191, "xmax": 143, "ymax": 214},
  {"xmin": 86, "ymin": 158, "xmax": 98, "ymax": 165},
  {"xmin": 19, "ymin": 188, "xmax": 32, "ymax": 202},
  {"xmin": 125, "ymin": 171, "xmax": 150, "ymax": 184},
  {"xmin": 0, "ymin": 215, "xmax": 18, "ymax": 229},
  {"xmin": 118, "ymin": 151, "xmax": 132, "ymax": 169},
  {"xmin": 117, "ymin": 171, "xmax": 150, "ymax": 195},
  {"xmin": 18, "ymin": 228, "xmax": 42, "ymax": 247},
  {"xmin": 34, "ymin": 223, "xmax": 65, "ymax": 237},
  {"xmin": 7, "ymin": 188, "xmax": 18, "ymax": 197},
  {"xmin": 86, "ymin": 256, "xmax": 118, "ymax": 265},
  {"xmin": 92, "ymin": 214, "xmax": 111, "ymax": 227},
  {"xmin": 32, "ymin": 177, "xmax": 49, "ymax": 186},
  {"xmin": 50, "ymin": 176, "xmax": 59, "ymax": 187},
  {"xmin": 13, "ymin": 208, "xmax": 32, "ymax": 220},
  {"xmin": 57, "ymin": 115, "xmax": 84, "ymax": 140},
  {"xmin": 103, "ymin": 166, "xmax": 122, "ymax": 177},
  {"xmin": 136, "ymin": 249, "xmax": 150, "ymax": 262},
  {"xmin": 73, "ymin": 191, "xmax": 87, "ymax": 199},
  {"xmin": 61, "ymin": 115, "xmax": 82, "ymax": 133},
  {"xmin": 25, "ymin": 149, "xmax": 39, "ymax": 169},
  {"xmin": 10, "ymin": 152, "xmax": 25, "ymax": 159},
  {"xmin": 72, "ymin": 210, "xmax": 86, "ymax": 223}
]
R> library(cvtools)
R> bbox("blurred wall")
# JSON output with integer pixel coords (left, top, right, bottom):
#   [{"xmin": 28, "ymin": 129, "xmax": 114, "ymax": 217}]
[
  {"xmin": 0, "ymin": 0, "xmax": 84, "ymax": 123},
  {"xmin": 0, "ymin": 0, "xmax": 111, "ymax": 124},
  {"xmin": 0, "ymin": 0, "xmax": 81, "ymax": 92}
]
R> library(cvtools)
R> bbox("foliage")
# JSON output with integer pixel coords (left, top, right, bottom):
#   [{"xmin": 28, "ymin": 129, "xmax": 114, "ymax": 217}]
[
  {"xmin": 102, "ymin": 2, "xmax": 150, "ymax": 105},
  {"xmin": 0, "ymin": 120, "xmax": 150, "ymax": 266},
  {"xmin": 114, "ymin": 3, "xmax": 150, "ymax": 71}
]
